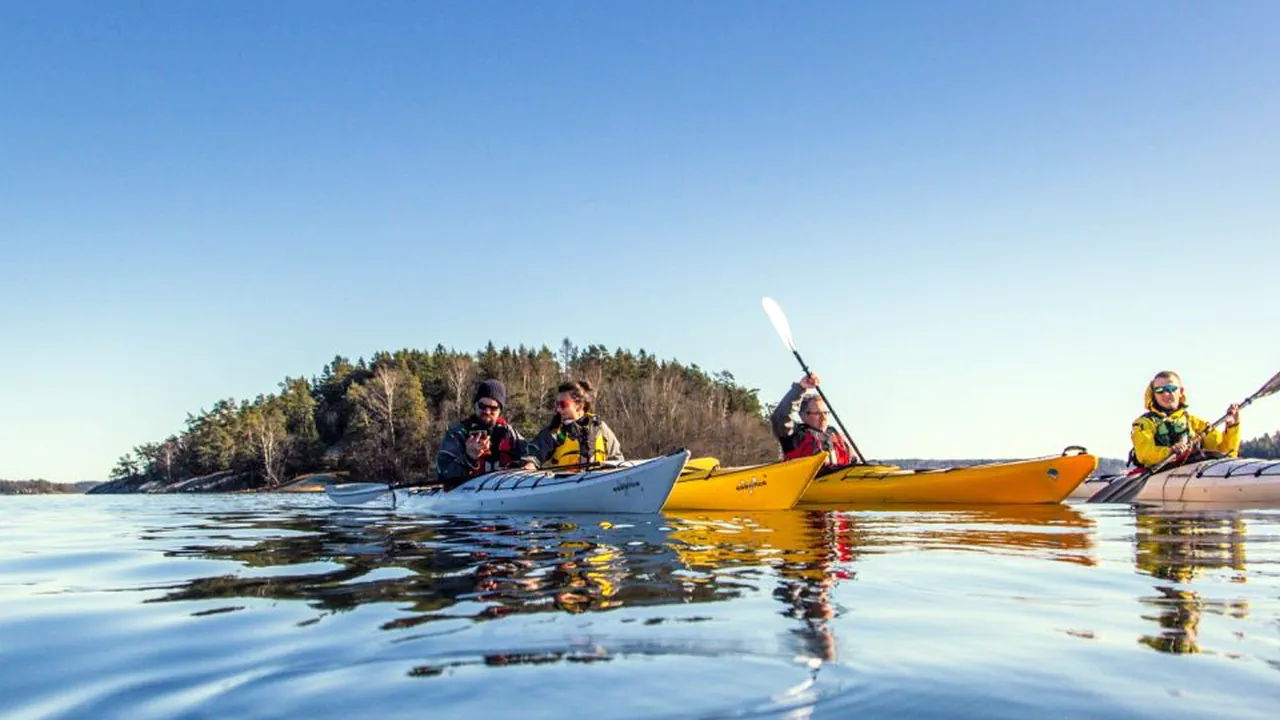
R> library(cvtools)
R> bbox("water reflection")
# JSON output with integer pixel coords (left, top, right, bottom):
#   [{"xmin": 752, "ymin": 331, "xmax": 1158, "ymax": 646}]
[
  {"xmin": 667, "ymin": 510, "xmax": 846, "ymax": 661},
  {"xmin": 9, "ymin": 497, "xmax": 1280, "ymax": 719},
  {"xmin": 1133, "ymin": 505, "xmax": 1253, "ymax": 655},
  {"xmin": 148, "ymin": 512, "xmax": 710, "ymax": 622},
  {"xmin": 137, "ymin": 504, "xmax": 1100, "ymax": 665},
  {"xmin": 824, "ymin": 503, "xmax": 1098, "ymax": 566}
]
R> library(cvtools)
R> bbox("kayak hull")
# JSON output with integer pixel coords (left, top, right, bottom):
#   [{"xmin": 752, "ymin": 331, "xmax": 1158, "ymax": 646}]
[
  {"xmin": 664, "ymin": 453, "xmax": 826, "ymax": 511},
  {"xmin": 392, "ymin": 450, "xmax": 689, "ymax": 514},
  {"xmin": 1070, "ymin": 458, "xmax": 1280, "ymax": 504},
  {"xmin": 800, "ymin": 450, "xmax": 1098, "ymax": 505}
]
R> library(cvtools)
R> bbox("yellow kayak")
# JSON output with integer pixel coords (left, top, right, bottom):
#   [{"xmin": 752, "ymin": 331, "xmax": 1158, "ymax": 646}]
[
  {"xmin": 663, "ymin": 452, "xmax": 827, "ymax": 511},
  {"xmin": 799, "ymin": 447, "xmax": 1098, "ymax": 505}
]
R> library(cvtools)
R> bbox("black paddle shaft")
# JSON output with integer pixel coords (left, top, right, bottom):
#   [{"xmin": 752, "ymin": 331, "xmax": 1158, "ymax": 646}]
[{"xmin": 793, "ymin": 350, "xmax": 866, "ymax": 464}]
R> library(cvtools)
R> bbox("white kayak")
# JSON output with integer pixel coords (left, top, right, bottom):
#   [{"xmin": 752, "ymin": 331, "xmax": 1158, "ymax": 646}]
[
  {"xmin": 1071, "ymin": 457, "xmax": 1280, "ymax": 504},
  {"xmin": 329, "ymin": 449, "xmax": 690, "ymax": 514}
]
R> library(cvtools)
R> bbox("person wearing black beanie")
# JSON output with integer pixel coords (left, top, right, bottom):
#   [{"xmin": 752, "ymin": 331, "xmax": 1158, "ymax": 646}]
[{"xmin": 435, "ymin": 378, "xmax": 535, "ymax": 489}]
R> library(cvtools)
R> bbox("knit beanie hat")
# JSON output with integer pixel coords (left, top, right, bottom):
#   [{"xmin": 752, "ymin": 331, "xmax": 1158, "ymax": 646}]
[{"xmin": 474, "ymin": 379, "xmax": 507, "ymax": 408}]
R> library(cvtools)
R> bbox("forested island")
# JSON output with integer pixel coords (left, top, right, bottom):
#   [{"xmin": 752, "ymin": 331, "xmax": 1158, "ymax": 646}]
[
  {"xmin": 93, "ymin": 341, "xmax": 779, "ymax": 493},
  {"xmin": 49, "ymin": 339, "xmax": 1280, "ymax": 495}
]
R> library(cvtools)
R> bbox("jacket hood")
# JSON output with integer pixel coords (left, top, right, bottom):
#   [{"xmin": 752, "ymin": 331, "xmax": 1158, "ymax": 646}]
[{"xmin": 1144, "ymin": 383, "xmax": 1189, "ymax": 415}]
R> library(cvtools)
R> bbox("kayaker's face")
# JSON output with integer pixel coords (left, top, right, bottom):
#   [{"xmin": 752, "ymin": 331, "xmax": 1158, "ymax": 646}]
[
  {"xmin": 802, "ymin": 399, "xmax": 830, "ymax": 431},
  {"xmin": 556, "ymin": 393, "xmax": 584, "ymax": 423},
  {"xmin": 1152, "ymin": 380, "xmax": 1182, "ymax": 412},
  {"xmin": 475, "ymin": 399, "xmax": 501, "ymax": 427}
]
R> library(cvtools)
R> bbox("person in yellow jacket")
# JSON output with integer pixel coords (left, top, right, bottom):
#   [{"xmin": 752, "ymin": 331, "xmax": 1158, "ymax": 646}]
[
  {"xmin": 528, "ymin": 379, "xmax": 624, "ymax": 469},
  {"xmin": 1130, "ymin": 370, "xmax": 1241, "ymax": 469}
]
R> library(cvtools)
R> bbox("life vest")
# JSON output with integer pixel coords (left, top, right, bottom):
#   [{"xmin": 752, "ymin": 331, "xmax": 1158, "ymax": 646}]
[
  {"xmin": 1142, "ymin": 411, "xmax": 1190, "ymax": 448},
  {"xmin": 548, "ymin": 415, "xmax": 609, "ymax": 467},
  {"xmin": 462, "ymin": 416, "xmax": 521, "ymax": 475},
  {"xmin": 781, "ymin": 425, "xmax": 853, "ymax": 466},
  {"xmin": 1127, "ymin": 410, "xmax": 1191, "ymax": 468}
]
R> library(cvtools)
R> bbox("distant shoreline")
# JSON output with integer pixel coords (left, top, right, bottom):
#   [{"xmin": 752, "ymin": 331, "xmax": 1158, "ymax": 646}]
[{"xmin": 0, "ymin": 480, "xmax": 100, "ymax": 495}]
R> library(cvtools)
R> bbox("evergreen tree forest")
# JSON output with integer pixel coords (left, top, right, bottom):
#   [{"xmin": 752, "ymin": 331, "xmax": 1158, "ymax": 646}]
[
  {"xmin": 102, "ymin": 341, "xmax": 780, "ymax": 492},
  {"xmin": 1241, "ymin": 431, "xmax": 1280, "ymax": 460}
]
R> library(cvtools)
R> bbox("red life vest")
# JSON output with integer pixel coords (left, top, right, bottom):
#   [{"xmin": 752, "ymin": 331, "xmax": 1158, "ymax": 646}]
[{"xmin": 781, "ymin": 425, "xmax": 853, "ymax": 466}]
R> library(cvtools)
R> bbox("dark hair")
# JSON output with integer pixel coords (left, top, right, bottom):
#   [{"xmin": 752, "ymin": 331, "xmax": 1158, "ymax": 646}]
[
  {"xmin": 547, "ymin": 379, "xmax": 595, "ymax": 429},
  {"xmin": 556, "ymin": 379, "xmax": 595, "ymax": 413},
  {"xmin": 799, "ymin": 393, "xmax": 823, "ymax": 415}
]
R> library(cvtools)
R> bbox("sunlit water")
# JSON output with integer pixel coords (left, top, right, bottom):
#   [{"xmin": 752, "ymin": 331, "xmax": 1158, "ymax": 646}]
[{"xmin": 1, "ymin": 495, "xmax": 1277, "ymax": 719}]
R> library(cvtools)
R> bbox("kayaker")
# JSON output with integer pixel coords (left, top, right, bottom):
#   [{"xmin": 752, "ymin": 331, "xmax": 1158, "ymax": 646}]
[
  {"xmin": 528, "ymin": 379, "xmax": 624, "ymax": 469},
  {"xmin": 770, "ymin": 372, "xmax": 855, "ymax": 468},
  {"xmin": 435, "ymin": 379, "xmax": 536, "ymax": 489},
  {"xmin": 1130, "ymin": 370, "xmax": 1242, "ymax": 469}
]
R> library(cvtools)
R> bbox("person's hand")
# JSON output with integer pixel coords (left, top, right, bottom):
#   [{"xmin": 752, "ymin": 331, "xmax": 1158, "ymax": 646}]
[
  {"xmin": 465, "ymin": 433, "xmax": 490, "ymax": 460},
  {"xmin": 799, "ymin": 372, "xmax": 821, "ymax": 390},
  {"xmin": 1224, "ymin": 403, "xmax": 1241, "ymax": 428},
  {"xmin": 520, "ymin": 460, "xmax": 537, "ymax": 471},
  {"xmin": 1170, "ymin": 438, "xmax": 1191, "ymax": 456}
]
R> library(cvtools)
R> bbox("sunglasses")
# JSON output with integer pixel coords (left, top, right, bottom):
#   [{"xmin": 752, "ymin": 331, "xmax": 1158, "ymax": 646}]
[
  {"xmin": 556, "ymin": 399, "xmax": 579, "ymax": 409},
  {"xmin": 1152, "ymin": 384, "xmax": 1180, "ymax": 395},
  {"xmin": 804, "ymin": 409, "xmax": 830, "ymax": 417},
  {"xmin": 476, "ymin": 401, "xmax": 501, "ymax": 412}
]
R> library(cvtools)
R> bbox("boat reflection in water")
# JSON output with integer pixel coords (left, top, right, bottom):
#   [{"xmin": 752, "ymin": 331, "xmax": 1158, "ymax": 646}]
[
  {"xmin": 139, "ymin": 501, "xmax": 1096, "ymax": 682},
  {"xmin": 667, "ymin": 502, "xmax": 1097, "ymax": 661},
  {"xmin": 144, "ymin": 509, "xmax": 758, "ymax": 619},
  {"xmin": 1132, "ymin": 504, "xmax": 1252, "ymax": 655},
  {"xmin": 822, "ymin": 502, "xmax": 1097, "ymax": 566},
  {"xmin": 666, "ymin": 510, "xmax": 846, "ymax": 662}
]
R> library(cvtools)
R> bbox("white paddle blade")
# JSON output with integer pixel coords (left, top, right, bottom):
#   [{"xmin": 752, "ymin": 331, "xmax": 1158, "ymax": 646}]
[
  {"xmin": 326, "ymin": 482, "xmax": 392, "ymax": 506},
  {"xmin": 761, "ymin": 297, "xmax": 796, "ymax": 352}
]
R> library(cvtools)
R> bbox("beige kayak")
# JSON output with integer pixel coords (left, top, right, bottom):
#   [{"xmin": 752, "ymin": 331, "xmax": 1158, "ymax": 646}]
[{"xmin": 1070, "ymin": 457, "xmax": 1280, "ymax": 504}]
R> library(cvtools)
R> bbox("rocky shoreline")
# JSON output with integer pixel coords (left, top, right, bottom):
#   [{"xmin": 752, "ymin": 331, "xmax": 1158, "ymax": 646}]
[{"xmin": 84, "ymin": 471, "xmax": 344, "ymax": 494}]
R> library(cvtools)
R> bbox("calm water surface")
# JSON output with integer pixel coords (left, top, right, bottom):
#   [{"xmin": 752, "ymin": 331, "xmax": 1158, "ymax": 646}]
[{"xmin": 1, "ymin": 495, "xmax": 1277, "ymax": 719}]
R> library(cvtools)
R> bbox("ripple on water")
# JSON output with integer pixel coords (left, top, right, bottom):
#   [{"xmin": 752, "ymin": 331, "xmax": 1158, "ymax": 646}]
[{"xmin": 166, "ymin": 641, "xmax": 856, "ymax": 720}]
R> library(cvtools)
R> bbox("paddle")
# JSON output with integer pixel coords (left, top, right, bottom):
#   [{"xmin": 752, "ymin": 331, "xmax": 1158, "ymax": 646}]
[
  {"xmin": 537, "ymin": 460, "xmax": 623, "ymax": 474},
  {"xmin": 761, "ymin": 297, "xmax": 865, "ymax": 464},
  {"xmin": 324, "ymin": 459, "xmax": 631, "ymax": 505},
  {"xmin": 1088, "ymin": 369, "xmax": 1280, "ymax": 504},
  {"xmin": 326, "ymin": 482, "xmax": 399, "ymax": 506}
]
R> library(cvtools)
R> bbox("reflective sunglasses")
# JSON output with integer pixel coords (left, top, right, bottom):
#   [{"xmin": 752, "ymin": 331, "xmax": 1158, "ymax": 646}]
[{"xmin": 1152, "ymin": 384, "xmax": 1180, "ymax": 395}]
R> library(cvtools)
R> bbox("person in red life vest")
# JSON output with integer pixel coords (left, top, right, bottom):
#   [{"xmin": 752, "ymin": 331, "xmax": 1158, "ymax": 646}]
[
  {"xmin": 435, "ymin": 379, "xmax": 536, "ymax": 489},
  {"xmin": 770, "ymin": 372, "xmax": 855, "ymax": 469}
]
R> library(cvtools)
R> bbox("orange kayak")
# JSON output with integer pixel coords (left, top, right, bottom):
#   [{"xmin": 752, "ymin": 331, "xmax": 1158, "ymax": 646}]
[{"xmin": 799, "ymin": 448, "xmax": 1098, "ymax": 505}]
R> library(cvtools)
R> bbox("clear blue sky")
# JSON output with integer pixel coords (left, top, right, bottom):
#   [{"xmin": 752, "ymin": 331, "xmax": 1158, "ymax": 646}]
[{"xmin": 3, "ymin": 1, "xmax": 1278, "ymax": 481}]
